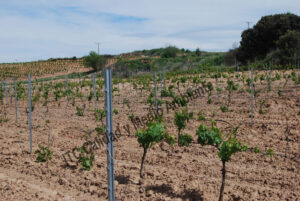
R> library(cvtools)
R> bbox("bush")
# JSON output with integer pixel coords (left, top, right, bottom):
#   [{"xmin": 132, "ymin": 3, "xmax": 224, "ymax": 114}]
[
  {"xmin": 83, "ymin": 51, "xmax": 106, "ymax": 72},
  {"xmin": 77, "ymin": 142, "xmax": 95, "ymax": 171},
  {"xmin": 137, "ymin": 122, "xmax": 165, "ymax": 179},
  {"xmin": 35, "ymin": 145, "xmax": 52, "ymax": 162},
  {"xmin": 220, "ymin": 105, "xmax": 228, "ymax": 112},
  {"xmin": 161, "ymin": 46, "xmax": 179, "ymax": 58},
  {"xmin": 178, "ymin": 133, "xmax": 193, "ymax": 146},
  {"xmin": 196, "ymin": 124, "xmax": 247, "ymax": 201},
  {"xmin": 76, "ymin": 106, "xmax": 84, "ymax": 116}
]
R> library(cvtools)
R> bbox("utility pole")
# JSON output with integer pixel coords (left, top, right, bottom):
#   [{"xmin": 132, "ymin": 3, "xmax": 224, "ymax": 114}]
[
  {"xmin": 246, "ymin": 21, "xmax": 252, "ymax": 29},
  {"xmin": 96, "ymin": 42, "xmax": 100, "ymax": 55}
]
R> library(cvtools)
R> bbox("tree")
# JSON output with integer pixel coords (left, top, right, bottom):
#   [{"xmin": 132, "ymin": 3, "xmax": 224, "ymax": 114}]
[
  {"xmin": 237, "ymin": 13, "xmax": 300, "ymax": 63},
  {"xmin": 83, "ymin": 51, "xmax": 106, "ymax": 72},
  {"xmin": 276, "ymin": 30, "xmax": 300, "ymax": 64},
  {"xmin": 224, "ymin": 48, "xmax": 238, "ymax": 66},
  {"xmin": 161, "ymin": 46, "xmax": 179, "ymax": 58},
  {"xmin": 195, "ymin": 48, "xmax": 201, "ymax": 56}
]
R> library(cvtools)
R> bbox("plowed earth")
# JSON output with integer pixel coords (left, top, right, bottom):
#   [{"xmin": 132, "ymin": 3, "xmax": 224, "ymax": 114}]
[{"xmin": 0, "ymin": 71, "xmax": 299, "ymax": 201}]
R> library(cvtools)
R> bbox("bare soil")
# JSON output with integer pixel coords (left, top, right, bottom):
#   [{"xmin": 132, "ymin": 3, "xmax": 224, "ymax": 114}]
[{"xmin": 0, "ymin": 72, "xmax": 299, "ymax": 201}]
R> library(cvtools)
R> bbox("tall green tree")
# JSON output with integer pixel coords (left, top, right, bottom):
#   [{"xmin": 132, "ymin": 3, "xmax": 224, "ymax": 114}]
[
  {"xmin": 276, "ymin": 30, "xmax": 300, "ymax": 64},
  {"xmin": 237, "ymin": 13, "xmax": 300, "ymax": 63}
]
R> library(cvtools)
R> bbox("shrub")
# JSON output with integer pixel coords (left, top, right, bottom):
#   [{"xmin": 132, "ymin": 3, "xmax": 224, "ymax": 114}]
[
  {"xmin": 35, "ymin": 145, "xmax": 52, "ymax": 163},
  {"xmin": 161, "ymin": 46, "xmax": 179, "ymax": 58},
  {"xmin": 197, "ymin": 110, "xmax": 206, "ymax": 121},
  {"xmin": 174, "ymin": 110, "xmax": 188, "ymax": 142},
  {"xmin": 77, "ymin": 142, "xmax": 95, "ymax": 171},
  {"xmin": 196, "ymin": 124, "xmax": 247, "ymax": 201},
  {"xmin": 226, "ymin": 80, "xmax": 238, "ymax": 106},
  {"xmin": 220, "ymin": 105, "xmax": 228, "ymax": 113},
  {"xmin": 94, "ymin": 109, "xmax": 105, "ymax": 125},
  {"xmin": 136, "ymin": 122, "xmax": 165, "ymax": 180},
  {"xmin": 254, "ymin": 147, "xmax": 260, "ymax": 154},
  {"xmin": 278, "ymin": 88, "xmax": 282, "ymax": 96},
  {"xmin": 76, "ymin": 106, "xmax": 84, "ymax": 116},
  {"xmin": 83, "ymin": 51, "xmax": 106, "ymax": 72},
  {"xmin": 206, "ymin": 82, "xmax": 214, "ymax": 103},
  {"xmin": 178, "ymin": 133, "xmax": 193, "ymax": 146},
  {"xmin": 266, "ymin": 148, "xmax": 274, "ymax": 158}
]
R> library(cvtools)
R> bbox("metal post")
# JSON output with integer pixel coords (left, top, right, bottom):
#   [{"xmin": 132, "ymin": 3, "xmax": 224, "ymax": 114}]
[
  {"xmin": 271, "ymin": 57, "xmax": 274, "ymax": 71},
  {"xmin": 117, "ymin": 72, "xmax": 120, "ymax": 104},
  {"xmin": 1, "ymin": 81, "xmax": 3, "ymax": 105},
  {"xmin": 160, "ymin": 71, "xmax": 162, "ymax": 98},
  {"xmin": 28, "ymin": 74, "xmax": 32, "ymax": 154},
  {"xmin": 154, "ymin": 72, "xmax": 158, "ymax": 115},
  {"xmin": 269, "ymin": 61, "xmax": 272, "ymax": 78},
  {"xmin": 93, "ymin": 73, "xmax": 97, "ymax": 108},
  {"xmin": 298, "ymin": 58, "xmax": 300, "ymax": 79},
  {"xmin": 216, "ymin": 66, "xmax": 219, "ymax": 88},
  {"xmin": 4, "ymin": 80, "xmax": 8, "ymax": 104},
  {"xmin": 15, "ymin": 78, "xmax": 18, "ymax": 123},
  {"xmin": 251, "ymin": 66, "xmax": 254, "ymax": 126},
  {"xmin": 129, "ymin": 71, "xmax": 132, "ymax": 91},
  {"xmin": 104, "ymin": 69, "xmax": 115, "ymax": 201},
  {"xmin": 163, "ymin": 67, "xmax": 166, "ymax": 89},
  {"xmin": 117, "ymin": 72, "xmax": 120, "ymax": 91},
  {"xmin": 265, "ymin": 64, "xmax": 269, "ymax": 91},
  {"xmin": 235, "ymin": 56, "xmax": 237, "ymax": 72},
  {"xmin": 66, "ymin": 75, "xmax": 69, "ymax": 102},
  {"xmin": 268, "ymin": 63, "xmax": 271, "ymax": 91},
  {"xmin": 9, "ymin": 81, "xmax": 12, "ymax": 105}
]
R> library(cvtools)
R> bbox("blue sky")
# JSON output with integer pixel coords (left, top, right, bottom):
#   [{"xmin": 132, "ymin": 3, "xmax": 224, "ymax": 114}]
[{"xmin": 0, "ymin": 0, "xmax": 300, "ymax": 63}]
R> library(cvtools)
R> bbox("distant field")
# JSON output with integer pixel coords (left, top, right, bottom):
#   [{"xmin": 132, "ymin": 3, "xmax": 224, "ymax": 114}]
[{"xmin": 0, "ymin": 59, "xmax": 87, "ymax": 80}]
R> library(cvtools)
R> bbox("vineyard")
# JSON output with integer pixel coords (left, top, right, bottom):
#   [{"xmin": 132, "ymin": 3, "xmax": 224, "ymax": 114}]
[
  {"xmin": 0, "ymin": 59, "xmax": 88, "ymax": 79},
  {"xmin": 0, "ymin": 66, "xmax": 299, "ymax": 201}
]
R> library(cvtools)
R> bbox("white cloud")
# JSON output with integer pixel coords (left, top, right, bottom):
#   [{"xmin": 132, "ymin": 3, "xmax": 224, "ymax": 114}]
[{"xmin": 0, "ymin": 0, "xmax": 300, "ymax": 62}]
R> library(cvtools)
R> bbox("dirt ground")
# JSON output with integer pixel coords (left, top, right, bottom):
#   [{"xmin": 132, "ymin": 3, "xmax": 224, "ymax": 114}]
[{"xmin": 0, "ymin": 71, "xmax": 299, "ymax": 201}]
